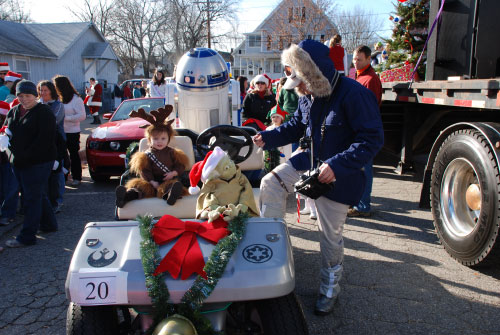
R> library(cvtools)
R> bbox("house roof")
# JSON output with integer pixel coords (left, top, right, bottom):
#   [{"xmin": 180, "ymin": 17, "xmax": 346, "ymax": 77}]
[
  {"xmin": 0, "ymin": 20, "xmax": 122, "ymax": 64},
  {"xmin": 0, "ymin": 21, "xmax": 56, "ymax": 58},
  {"xmin": 25, "ymin": 22, "xmax": 92, "ymax": 58}
]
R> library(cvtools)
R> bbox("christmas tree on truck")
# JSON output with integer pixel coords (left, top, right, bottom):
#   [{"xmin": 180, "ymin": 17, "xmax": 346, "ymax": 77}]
[{"xmin": 376, "ymin": 0, "xmax": 430, "ymax": 82}]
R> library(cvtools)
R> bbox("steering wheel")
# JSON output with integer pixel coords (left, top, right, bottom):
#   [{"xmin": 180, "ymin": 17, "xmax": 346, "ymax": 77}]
[{"xmin": 196, "ymin": 125, "xmax": 255, "ymax": 164}]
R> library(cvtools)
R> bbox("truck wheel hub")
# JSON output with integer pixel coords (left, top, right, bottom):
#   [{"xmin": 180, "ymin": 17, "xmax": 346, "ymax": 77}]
[{"xmin": 465, "ymin": 184, "xmax": 481, "ymax": 211}]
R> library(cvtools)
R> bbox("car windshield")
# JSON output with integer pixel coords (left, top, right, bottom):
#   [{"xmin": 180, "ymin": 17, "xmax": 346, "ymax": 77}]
[{"xmin": 111, "ymin": 99, "xmax": 166, "ymax": 121}]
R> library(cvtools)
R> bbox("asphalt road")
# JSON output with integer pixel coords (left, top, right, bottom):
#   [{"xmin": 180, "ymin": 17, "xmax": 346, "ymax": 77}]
[{"xmin": 0, "ymin": 117, "xmax": 499, "ymax": 334}]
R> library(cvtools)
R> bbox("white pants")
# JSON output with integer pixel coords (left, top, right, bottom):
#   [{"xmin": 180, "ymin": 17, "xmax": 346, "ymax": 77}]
[{"xmin": 259, "ymin": 161, "xmax": 348, "ymax": 296}]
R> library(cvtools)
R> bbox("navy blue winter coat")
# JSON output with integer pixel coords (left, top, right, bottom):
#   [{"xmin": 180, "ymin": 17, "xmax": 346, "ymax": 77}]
[{"xmin": 260, "ymin": 40, "xmax": 384, "ymax": 206}]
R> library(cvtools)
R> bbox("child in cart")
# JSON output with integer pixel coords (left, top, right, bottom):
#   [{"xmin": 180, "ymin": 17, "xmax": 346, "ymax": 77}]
[{"xmin": 115, "ymin": 106, "xmax": 189, "ymax": 207}]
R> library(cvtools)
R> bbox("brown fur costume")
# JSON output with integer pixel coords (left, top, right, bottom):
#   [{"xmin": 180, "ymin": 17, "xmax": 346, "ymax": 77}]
[
  {"xmin": 126, "ymin": 148, "xmax": 190, "ymax": 199},
  {"xmin": 122, "ymin": 105, "xmax": 189, "ymax": 200}
]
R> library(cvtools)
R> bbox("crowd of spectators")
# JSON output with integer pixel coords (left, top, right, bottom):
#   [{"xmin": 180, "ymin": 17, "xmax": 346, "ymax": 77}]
[{"xmin": 0, "ymin": 63, "xmax": 89, "ymax": 249}]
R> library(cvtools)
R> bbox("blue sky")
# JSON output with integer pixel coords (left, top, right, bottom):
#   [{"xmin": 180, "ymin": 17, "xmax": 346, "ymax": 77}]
[
  {"xmin": 236, "ymin": 0, "xmax": 397, "ymax": 35},
  {"xmin": 27, "ymin": 0, "xmax": 397, "ymax": 48}
]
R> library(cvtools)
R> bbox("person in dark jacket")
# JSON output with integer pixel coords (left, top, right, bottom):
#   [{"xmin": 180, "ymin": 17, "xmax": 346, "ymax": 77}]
[
  {"xmin": 2, "ymin": 80, "xmax": 58, "ymax": 247},
  {"xmin": 253, "ymin": 40, "xmax": 384, "ymax": 316},
  {"xmin": 242, "ymin": 74, "xmax": 276, "ymax": 130}
]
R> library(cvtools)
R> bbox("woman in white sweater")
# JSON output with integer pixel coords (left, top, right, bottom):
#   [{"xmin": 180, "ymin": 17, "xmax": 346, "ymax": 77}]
[
  {"xmin": 148, "ymin": 69, "xmax": 166, "ymax": 98},
  {"xmin": 53, "ymin": 75, "xmax": 86, "ymax": 186}
]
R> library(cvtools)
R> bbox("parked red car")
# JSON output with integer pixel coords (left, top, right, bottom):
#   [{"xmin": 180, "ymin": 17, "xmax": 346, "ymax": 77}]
[{"xmin": 86, "ymin": 97, "xmax": 167, "ymax": 181}]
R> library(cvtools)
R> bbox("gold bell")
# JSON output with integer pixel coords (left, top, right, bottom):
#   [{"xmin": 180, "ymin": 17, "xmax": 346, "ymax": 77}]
[{"xmin": 152, "ymin": 314, "xmax": 198, "ymax": 335}]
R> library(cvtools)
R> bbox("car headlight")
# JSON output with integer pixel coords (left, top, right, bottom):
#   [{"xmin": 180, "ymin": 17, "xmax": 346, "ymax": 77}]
[
  {"xmin": 109, "ymin": 142, "xmax": 121, "ymax": 151},
  {"xmin": 88, "ymin": 141, "xmax": 101, "ymax": 150}
]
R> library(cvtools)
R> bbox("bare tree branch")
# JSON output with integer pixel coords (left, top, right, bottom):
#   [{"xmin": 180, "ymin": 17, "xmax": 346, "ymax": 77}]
[
  {"xmin": 332, "ymin": 5, "xmax": 385, "ymax": 53},
  {"xmin": 67, "ymin": 0, "xmax": 115, "ymax": 37},
  {"xmin": 0, "ymin": 0, "xmax": 31, "ymax": 22}
]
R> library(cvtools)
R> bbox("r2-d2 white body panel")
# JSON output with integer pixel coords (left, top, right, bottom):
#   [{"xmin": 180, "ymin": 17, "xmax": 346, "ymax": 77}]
[{"xmin": 175, "ymin": 48, "xmax": 232, "ymax": 133}]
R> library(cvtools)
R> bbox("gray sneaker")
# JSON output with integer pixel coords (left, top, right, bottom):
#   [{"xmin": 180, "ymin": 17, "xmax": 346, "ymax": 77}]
[
  {"xmin": 70, "ymin": 180, "xmax": 81, "ymax": 186},
  {"xmin": 314, "ymin": 294, "xmax": 337, "ymax": 316},
  {"xmin": 6, "ymin": 239, "xmax": 28, "ymax": 248},
  {"xmin": 0, "ymin": 217, "xmax": 14, "ymax": 226}
]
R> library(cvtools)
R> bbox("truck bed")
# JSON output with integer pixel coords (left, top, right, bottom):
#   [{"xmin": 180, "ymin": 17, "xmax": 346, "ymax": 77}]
[{"xmin": 382, "ymin": 79, "xmax": 500, "ymax": 110}]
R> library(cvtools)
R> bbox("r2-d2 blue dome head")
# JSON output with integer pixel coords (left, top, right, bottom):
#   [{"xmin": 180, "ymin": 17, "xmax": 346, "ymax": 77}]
[{"xmin": 175, "ymin": 48, "xmax": 229, "ymax": 92}]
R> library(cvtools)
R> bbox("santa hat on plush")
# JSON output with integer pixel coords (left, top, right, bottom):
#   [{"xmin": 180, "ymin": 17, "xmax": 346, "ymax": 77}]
[
  {"xmin": 0, "ymin": 101, "xmax": 9, "ymax": 116},
  {"xmin": 0, "ymin": 63, "xmax": 9, "ymax": 72},
  {"xmin": 4, "ymin": 71, "xmax": 21, "ymax": 82},
  {"xmin": 188, "ymin": 146, "xmax": 226, "ymax": 194}
]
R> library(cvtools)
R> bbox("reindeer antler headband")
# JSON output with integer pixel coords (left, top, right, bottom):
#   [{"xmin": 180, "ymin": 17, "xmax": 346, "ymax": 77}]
[{"xmin": 129, "ymin": 104, "xmax": 175, "ymax": 129}]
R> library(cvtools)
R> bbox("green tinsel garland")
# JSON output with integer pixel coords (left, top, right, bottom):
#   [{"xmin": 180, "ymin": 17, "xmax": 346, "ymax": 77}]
[{"xmin": 138, "ymin": 213, "xmax": 249, "ymax": 334}]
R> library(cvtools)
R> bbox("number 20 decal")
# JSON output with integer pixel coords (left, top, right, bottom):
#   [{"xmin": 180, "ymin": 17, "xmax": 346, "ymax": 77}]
[{"xmin": 86, "ymin": 281, "xmax": 109, "ymax": 300}]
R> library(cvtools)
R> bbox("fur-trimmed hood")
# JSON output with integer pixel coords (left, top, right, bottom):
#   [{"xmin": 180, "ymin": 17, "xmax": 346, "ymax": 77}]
[{"xmin": 281, "ymin": 39, "xmax": 336, "ymax": 98}]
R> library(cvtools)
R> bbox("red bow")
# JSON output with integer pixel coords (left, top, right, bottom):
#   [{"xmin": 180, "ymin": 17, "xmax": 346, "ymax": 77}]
[{"xmin": 152, "ymin": 215, "xmax": 229, "ymax": 280}]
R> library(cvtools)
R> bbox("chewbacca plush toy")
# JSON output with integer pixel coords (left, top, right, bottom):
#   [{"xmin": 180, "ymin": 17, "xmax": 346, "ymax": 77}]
[{"xmin": 115, "ymin": 105, "xmax": 189, "ymax": 207}]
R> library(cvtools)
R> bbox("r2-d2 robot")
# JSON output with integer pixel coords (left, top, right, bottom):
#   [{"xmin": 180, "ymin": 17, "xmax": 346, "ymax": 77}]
[{"xmin": 174, "ymin": 48, "xmax": 240, "ymax": 133}]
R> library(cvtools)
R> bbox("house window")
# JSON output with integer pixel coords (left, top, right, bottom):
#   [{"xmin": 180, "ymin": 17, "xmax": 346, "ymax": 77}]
[
  {"xmin": 265, "ymin": 61, "xmax": 271, "ymax": 73},
  {"xmin": 248, "ymin": 35, "xmax": 262, "ymax": 48},
  {"xmin": 279, "ymin": 36, "xmax": 284, "ymax": 50},
  {"xmin": 289, "ymin": 6, "xmax": 306, "ymax": 22},
  {"xmin": 320, "ymin": 35, "xmax": 325, "ymax": 43},
  {"xmin": 307, "ymin": 35, "xmax": 312, "ymax": 40},
  {"xmin": 241, "ymin": 69, "xmax": 245, "ymax": 75},
  {"xmin": 248, "ymin": 70, "xmax": 253, "ymax": 75},
  {"xmin": 14, "ymin": 57, "xmax": 30, "ymax": 80},
  {"xmin": 273, "ymin": 61, "xmax": 282, "ymax": 74},
  {"xmin": 267, "ymin": 35, "xmax": 272, "ymax": 50}
]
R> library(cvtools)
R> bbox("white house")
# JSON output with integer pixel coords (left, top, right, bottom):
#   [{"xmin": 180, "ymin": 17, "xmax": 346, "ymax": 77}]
[
  {"xmin": 0, "ymin": 20, "xmax": 122, "ymax": 111},
  {"xmin": 232, "ymin": 0, "xmax": 337, "ymax": 81}
]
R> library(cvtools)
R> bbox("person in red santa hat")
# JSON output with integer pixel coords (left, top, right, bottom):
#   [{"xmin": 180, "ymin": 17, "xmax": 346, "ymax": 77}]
[
  {"xmin": 85, "ymin": 77, "xmax": 103, "ymax": 124},
  {"xmin": 0, "ymin": 71, "xmax": 22, "ymax": 101},
  {"xmin": 242, "ymin": 74, "xmax": 276, "ymax": 130},
  {"xmin": 0, "ymin": 62, "xmax": 10, "ymax": 87},
  {"xmin": 0, "ymin": 100, "xmax": 9, "ymax": 124}
]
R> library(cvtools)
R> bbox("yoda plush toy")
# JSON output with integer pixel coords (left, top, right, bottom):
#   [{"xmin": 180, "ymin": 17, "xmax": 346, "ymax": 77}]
[{"xmin": 188, "ymin": 146, "xmax": 259, "ymax": 222}]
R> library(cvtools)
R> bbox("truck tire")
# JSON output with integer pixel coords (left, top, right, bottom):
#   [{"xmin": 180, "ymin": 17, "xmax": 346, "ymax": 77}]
[
  {"xmin": 66, "ymin": 302, "xmax": 119, "ymax": 335},
  {"xmin": 227, "ymin": 292, "xmax": 309, "ymax": 335},
  {"xmin": 431, "ymin": 129, "xmax": 500, "ymax": 266}
]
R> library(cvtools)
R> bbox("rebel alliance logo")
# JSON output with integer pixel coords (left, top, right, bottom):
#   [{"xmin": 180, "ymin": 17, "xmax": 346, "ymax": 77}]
[
  {"xmin": 242, "ymin": 244, "xmax": 273, "ymax": 263},
  {"xmin": 87, "ymin": 248, "xmax": 117, "ymax": 268}
]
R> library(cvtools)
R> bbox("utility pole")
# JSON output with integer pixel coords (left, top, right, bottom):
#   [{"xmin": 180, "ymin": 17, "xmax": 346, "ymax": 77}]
[
  {"xmin": 194, "ymin": 0, "xmax": 221, "ymax": 48},
  {"xmin": 207, "ymin": 0, "xmax": 211, "ymax": 48}
]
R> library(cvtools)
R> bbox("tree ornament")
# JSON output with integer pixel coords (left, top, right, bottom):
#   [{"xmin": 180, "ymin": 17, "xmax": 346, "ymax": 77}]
[
  {"xmin": 153, "ymin": 314, "xmax": 197, "ymax": 335},
  {"xmin": 392, "ymin": 16, "xmax": 401, "ymax": 24}
]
